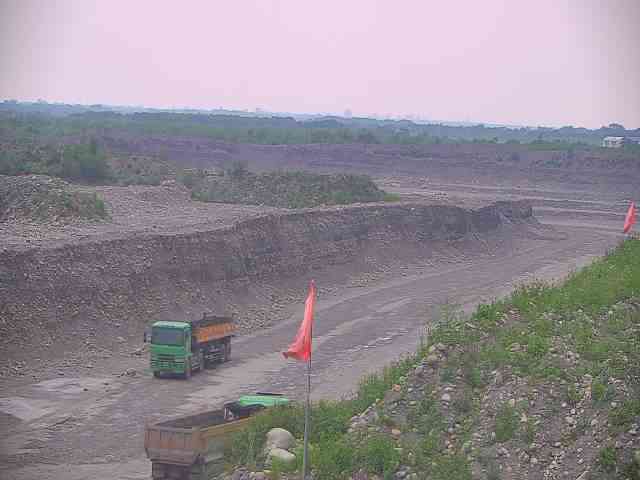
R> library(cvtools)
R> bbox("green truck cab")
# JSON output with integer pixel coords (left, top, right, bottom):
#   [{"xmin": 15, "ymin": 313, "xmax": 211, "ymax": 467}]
[{"xmin": 148, "ymin": 314, "xmax": 235, "ymax": 379}]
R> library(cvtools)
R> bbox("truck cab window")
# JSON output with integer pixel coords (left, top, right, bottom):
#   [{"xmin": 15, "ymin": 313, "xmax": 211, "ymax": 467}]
[{"xmin": 151, "ymin": 328, "xmax": 184, "ymax": 346}]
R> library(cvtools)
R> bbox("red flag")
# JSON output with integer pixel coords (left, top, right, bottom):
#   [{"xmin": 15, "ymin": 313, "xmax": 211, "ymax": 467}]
[
  {"xmin": 624, "ymin": 202, "xmax": 636, "ymax": 234},
  {"xmin": 283, "ymin": 281, "xmax": 316, "ymax": 362}
]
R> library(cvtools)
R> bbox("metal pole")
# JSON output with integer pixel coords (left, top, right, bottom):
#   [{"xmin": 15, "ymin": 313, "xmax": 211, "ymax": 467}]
[{"xmin": 302, "ymin": 357, "xmax": 311, "ymax": 479}]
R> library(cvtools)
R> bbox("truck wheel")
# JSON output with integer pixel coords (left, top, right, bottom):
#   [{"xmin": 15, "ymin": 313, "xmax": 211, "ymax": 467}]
[
  {"xmin": 224, "ymin": 340, "xmax": 231, "ymax": 362},
  {"xmin": 153, "ymin": 371, "xmax": 161, "ymax": 379},
  {"xmin": 184, "ymin": 360, "xmax": 192, "ymax": 379},
  {"xmin": 195, "ymin": 350, "xmax": 204, "ymax": 372}
]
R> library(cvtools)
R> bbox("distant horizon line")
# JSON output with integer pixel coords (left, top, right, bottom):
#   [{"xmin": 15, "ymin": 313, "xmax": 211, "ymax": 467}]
[{"xmin": 2, "ymin": 97, "xmax": 638, "ymax": 132}]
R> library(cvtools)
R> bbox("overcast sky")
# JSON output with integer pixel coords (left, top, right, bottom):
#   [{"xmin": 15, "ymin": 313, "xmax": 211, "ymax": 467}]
[{"xmin": 1, "ymin": 0, "xmax": 639, "ymax": 128}]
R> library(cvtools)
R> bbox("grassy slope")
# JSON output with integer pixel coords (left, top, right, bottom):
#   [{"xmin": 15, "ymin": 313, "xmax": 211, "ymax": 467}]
[
  {"xmin": 186, "ymin": 170, "xmax": 399, "ymax": 209},
  {"xmin": 0, "ymin": 175, "xmax": 109, "ymax": 223},
  {"xmin": 228, "ymin": 239, "xmax": 640, "ymax": 479}
]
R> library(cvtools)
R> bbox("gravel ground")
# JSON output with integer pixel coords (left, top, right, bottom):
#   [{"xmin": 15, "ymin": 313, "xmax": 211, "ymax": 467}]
[{"xmin": 0, "ymin": 179, "xmax": 284, "ymax": 251}]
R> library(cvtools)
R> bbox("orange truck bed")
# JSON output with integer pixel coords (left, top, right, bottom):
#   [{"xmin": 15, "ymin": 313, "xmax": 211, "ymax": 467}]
[
  {"xmin": 145, "ymin": 407, "xmax": 251, "ymax": 479},
  {"xmin": 193, "ymin": 322, "xmax": 234, "ymax": 344}
]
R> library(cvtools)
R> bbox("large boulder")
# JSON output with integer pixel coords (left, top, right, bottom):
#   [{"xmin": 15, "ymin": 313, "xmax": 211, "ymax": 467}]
[
  {"xmin": 265, "ymin": 428, "xmax": 295, "ymax": 451},
  {"xmin": 268, "ymin": 448, "xmax": 296, "ymax": 466}
]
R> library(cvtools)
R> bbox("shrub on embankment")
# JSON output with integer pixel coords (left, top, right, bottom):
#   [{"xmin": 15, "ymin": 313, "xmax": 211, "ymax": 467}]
[
  {"xmin": 228, "ymin": 239, "xmax": 640, "ymax": 479},
  {"xmin": 183, "ymin": 168, "xmax": 399, "ymax": 208},
  {"xmin": 0, "ymin": 175, "xmax": 109, "ymax": 223}
]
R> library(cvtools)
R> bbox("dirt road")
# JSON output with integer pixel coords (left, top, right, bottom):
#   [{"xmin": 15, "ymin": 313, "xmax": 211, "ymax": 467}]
[{"xmin": 0, "ymin": 216, "xmax": 622, "ymax": 480}]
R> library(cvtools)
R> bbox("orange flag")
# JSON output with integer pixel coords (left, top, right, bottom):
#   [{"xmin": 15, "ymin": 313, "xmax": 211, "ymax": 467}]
[
  {"xmin": 624, "ymin": 202, "xmax": 636, "ymax": 234},
  {"xmin": 283, "ymin": 281, "xmax": 316, "ymax": 362}
]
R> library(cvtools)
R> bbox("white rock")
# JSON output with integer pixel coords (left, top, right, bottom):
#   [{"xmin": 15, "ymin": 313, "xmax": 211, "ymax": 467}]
[
  {"xmin": 265, "ymin": 428, "xmax": 295, "ymax": 451},
  {"xmin": 426, "ymin": 354, "xmax": 439, "ymax": 365},
  {"xmin": 268, "ymin": 448, "xmax": 296, "ymax": 466}
]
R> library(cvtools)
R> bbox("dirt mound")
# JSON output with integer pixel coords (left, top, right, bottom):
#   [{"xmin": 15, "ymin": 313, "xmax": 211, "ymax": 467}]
[
  {"xmin": 188, "ymin": 170, "xmax": 394, "ymax": 208},
  {"xmin": 0, "ymin": 200, "xmax": 535, "ymax": 375},
  {"xmin": 0, "ymin": 175, "xmax": 108, "ymax": 224}
]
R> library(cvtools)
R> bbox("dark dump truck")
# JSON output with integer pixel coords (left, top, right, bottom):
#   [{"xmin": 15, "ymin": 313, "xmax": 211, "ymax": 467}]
[
  {"xmin": 148, "ymin": 313, "xmax": 235, "ymax": 379},
  {"xmin": 145, "ymin": 394, "xmax": 290, "ymax": 479}
]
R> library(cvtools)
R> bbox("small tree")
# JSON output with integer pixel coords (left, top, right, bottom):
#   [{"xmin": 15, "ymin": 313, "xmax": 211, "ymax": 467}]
[
  {"xmin": 225, "ymin": 160, "xmax": 249, "ymax": 179},
  {"xmin": 59, "ymin": 144, "xmax": 110, "ymax": 181}
]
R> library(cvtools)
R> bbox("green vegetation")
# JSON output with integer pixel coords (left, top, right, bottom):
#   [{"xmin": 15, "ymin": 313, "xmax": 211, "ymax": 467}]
[
  {"xmin": 0, "ymin": 176, "xmax": 109, "ymax": 222},
  {"xmin": 609, "ymin": 399, "xmax": 640, "ymax": 430},
  {"xmin": 228, "ymin": 239, "xmax": 640, "ymax": 478},
  {"xmin": 0, "ymin": 138, "xmax": 172, "ymax": 186},
  {"xmin": 357, "ymin": 435, "xmax": 400, "ymax": 478},
  {"xmin": 228, "ymin": 355, "xmax": 417, "ymax": 478},
  {"xmin": 598, "ymin": 444, "xmax": 617, "ymax": 472},
  {"xmin": 428, "ymin": 239, "xmax": 640, "ymax": 387},
  {"xmin": 185, "ymin": 168, "xmax": 395, "ymax": 208},
  {"xmin": 3, "ymin": 106, "xmax": 637, "ymax": 148},
  {"xmin": 0, "ymin": 141, "xmax": 111, "ymax": 182},
  {"xmin": 1, "ymin": 108, "xmax": 637, "ymax": 190},
  {"xmin": 494, "ymin": 403, "xmax": 519, "ymax": 443}
]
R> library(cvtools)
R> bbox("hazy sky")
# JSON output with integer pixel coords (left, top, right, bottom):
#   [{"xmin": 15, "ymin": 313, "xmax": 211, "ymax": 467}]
[{"xmin": 1, "ymin": 0, "xmax": 639, "ymax": 128}]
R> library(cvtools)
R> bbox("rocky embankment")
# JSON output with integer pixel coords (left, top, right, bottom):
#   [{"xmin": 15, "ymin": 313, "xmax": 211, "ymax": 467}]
[{"xmin": 0, "ymin": 200, "xmax": 534, "ymax": 371}]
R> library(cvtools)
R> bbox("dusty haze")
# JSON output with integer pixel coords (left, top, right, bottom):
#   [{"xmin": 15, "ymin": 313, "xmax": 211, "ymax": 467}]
[{"xmin": 1, "ymin": 0, "xmax": 639, "ymax": 128}]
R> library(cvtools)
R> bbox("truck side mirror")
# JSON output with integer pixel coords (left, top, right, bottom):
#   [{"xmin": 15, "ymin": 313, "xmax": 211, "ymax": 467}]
[{"xmin": 143, "ymin": 331, "xmax": 150, "ymax": 343}]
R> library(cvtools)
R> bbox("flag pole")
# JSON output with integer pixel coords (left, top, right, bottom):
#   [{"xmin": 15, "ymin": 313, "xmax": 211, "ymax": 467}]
[
  {"xmin": 302, "ymin": 355, "xmax": 311, "ymax": 479},
  {"xmin": 282, "ymin": 280, "xmax": 315, "ymax": 479}
]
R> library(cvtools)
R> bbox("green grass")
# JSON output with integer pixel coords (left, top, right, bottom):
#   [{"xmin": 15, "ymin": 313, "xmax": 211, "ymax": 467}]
[
  {"xmin": 186, "ymin": 170, "xmax": 396, "ymax": 209},
  {"xmin": 229, "ymin": 239, "xmax": 640, "ymax": 477},
  {"xmin": 5, "ymin": 186, "xmax": 109, "ymax": 222},
  {"xmin": 356, "ymin": 435, "xmax": 400, "ymax": 479},
  {"xmin": 598, "ymin": 445, "xmax": 617, "ymax": 472},
  {"xmin": 565, "ymin": 384, "xmax": 583, "ymax": 406},
  {"xmin": 228, "ymin": 354, "xmax": 417, "ymax": 472},
  {"xmin": 494, "ymin": 403, "xmax": 519, "ymax": 443},
  {"xmin": 429, "ymin": 454, "xmax": 472, "ymax": 480},
  {"xmin": 609, "ymin": 399, "xmax": 640, "ymax": 430},
  {"xmin": 520, "ymin": 419, "xmax": 536, "ymax": 446}
]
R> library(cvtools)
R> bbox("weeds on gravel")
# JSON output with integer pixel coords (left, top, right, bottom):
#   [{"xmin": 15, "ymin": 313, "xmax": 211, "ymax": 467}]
[
  {"xmin": 309, "ymin": 436, "xmax": 354, "ymax": 480},
  {"xmin": 409, "ymin": 390, "xmax": 444, "ymax": 435},
  {"xmin": 520, "ymin": 419, "xmax": 536, "ymax": 446},
  {"xmin": 429, "ymin": 454, "xmax": 472, "ymax": 480},
  {"xmin": 357, "ymin": 434, "xmax": 400, "ymax": 479},
  {"xmin": 494, "ymin": 403, "xmax": 519, "ymax": 443},
  {"xmin": 592, "ymin": 377, "xmax": 616, "ymax": 405},
  {"xmin": 453, "ymin": 390, "xmax": 474, "ymax": 415},
  {"xmin": 565, "ymin": 383, "xmax": 583, "ymax": 406},
  {"xmin": 439, "ymin": 364, "xmax": 456, "ymax": 383},
  {"xmin": 354, "ymin": 354, "xmax": 418, "ymax": 412},
  {"xmin": 609, "ymin": 399, "xmax": 640, "ymax": 431},
  {"xmin": 484, "ymin": 459, "xmax": 502, "ymax": 480},
  {"xmin": 188, "ymin": 170, "xmax": 395, "ymax": 209},
  {"xmin": 598, "ymin": 445, "xmax": 618, "ymax": 472}
]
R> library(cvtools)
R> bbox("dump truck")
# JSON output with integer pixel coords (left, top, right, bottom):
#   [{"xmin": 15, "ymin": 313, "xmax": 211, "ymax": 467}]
[
  {"xmin": 148, "ymin": 313, "xmax": 235, "ymax": 378},
  {"xmin": 145, "ymin": 394, "xmax": 290, "ymax": 479}
]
